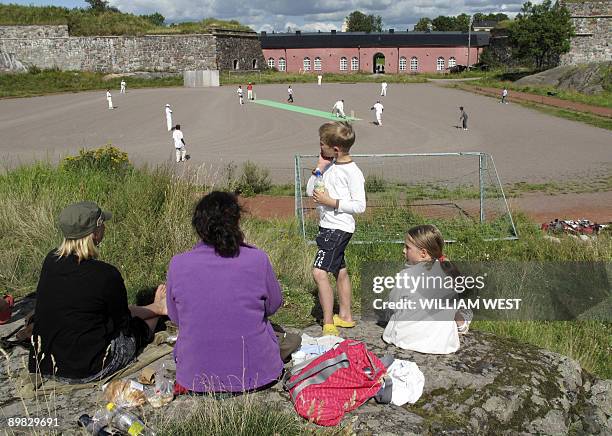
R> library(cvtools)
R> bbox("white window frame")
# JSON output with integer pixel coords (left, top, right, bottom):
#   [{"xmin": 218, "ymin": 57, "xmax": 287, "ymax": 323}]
[
  {"xmin": 267, "ymin": 58, "xmax": 275, "ymax": 69},
  {"xmin": 278, "ymin": 57, "xmax": 286, "ymax": 71},
  {"xmin": 340, "ymin": 57, "xmax": 348, "ymax": 71},
  {"xmin": 437, "ymin": 57, "xmax": 445, "ymax": 71},
  {"xmin": 399, "ymin": 56, "xmax": 407, "ymax": 71},
  {"xmin": 351, "ymin": 57, "xmax": 359, "ymax": 71},
  {"xmin": 448, "ymin": 57, "xmax": 456, "ymax": 68},
  {"xmin": 410, "ymin": 56, "xmax": 418, "ymax": 72},
  {"xmin": 314, "ymin": 57, "xmax": 322, "ymax": 71},
  {"xmin": 303, "ymin": 57, "xmax": 311, "ymax": 71}
]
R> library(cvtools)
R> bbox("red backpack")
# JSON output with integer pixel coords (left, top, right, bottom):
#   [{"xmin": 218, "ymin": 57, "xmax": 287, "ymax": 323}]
[{"xmin": 284, "ymin": 340, "xmax": 387, "ymax": 426}]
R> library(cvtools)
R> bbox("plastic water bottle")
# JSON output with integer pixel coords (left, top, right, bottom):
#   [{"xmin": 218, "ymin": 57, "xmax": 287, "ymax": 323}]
[
  {"xmin": 154, "ymin": 362, "xmax": 174, "ymax": 405},
  {"xmin": 77, "ymin": 413, "xmax": 113, "ymax": 435},
  {"xmin": 314, "ymin": 169, "xmax": 325, "ymax": 193},
  {"xmin": 105, "ymin": 402, "xmax": 156, "ymax": 436}
]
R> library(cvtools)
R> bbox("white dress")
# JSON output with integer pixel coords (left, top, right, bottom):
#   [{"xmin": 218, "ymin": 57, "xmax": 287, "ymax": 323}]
[{"xmin": 382, "ymin": 260, "xmax": 460, "ymax": 354}]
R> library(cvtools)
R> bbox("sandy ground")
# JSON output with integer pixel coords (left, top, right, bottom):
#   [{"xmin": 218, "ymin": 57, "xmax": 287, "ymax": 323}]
[
  {"xmin": 242, "ymin": 191, "xmax": 612, "ymax": 223},
  {"xmin": 0, "ymin": 83, "xmax": 610, "ymax": 185}
]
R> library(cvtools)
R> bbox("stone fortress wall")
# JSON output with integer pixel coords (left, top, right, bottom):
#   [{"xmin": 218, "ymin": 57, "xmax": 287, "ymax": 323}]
[
  {"xmin": 0, "ymin": 25, "xmax": 264, "ymax": 73},
  {"xmin": 560, "ymin": 0, "xmax": 611, "ymax": 65}
]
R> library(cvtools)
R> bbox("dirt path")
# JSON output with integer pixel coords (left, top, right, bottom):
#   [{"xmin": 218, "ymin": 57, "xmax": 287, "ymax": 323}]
[
  {"xmin": 242, "ymin": 191, "xmax": 612, "ymax": 224},
  {"xmin": 459, "ymin": 85, "xmax": 612, "ymax": 118}
]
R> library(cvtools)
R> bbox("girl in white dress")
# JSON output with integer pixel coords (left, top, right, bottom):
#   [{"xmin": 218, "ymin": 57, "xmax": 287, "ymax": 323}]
[{"xmin": 382, "ymin": 225, "xmax": 471, "ymax": 354}]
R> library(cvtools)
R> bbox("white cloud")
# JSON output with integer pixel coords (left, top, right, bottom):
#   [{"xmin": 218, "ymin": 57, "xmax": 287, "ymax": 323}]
[{"xmin": 108, "ymin": 0, "xmax": 529, "ymax": 31}]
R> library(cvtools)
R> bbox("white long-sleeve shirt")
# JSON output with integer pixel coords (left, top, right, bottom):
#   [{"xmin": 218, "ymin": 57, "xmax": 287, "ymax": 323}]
[{"xmin": 306, "ymin": 161, "xmax": 366, "ymax": 233}]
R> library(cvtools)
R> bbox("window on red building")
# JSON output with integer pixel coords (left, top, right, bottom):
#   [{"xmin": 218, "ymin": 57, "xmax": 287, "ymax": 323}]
[
  {"xmin": 303, "ymin": 57, "xmax": 311, "ymax": 71},
  {"xmin": 278, "ymin": 58, "xmax": 286, "ymax": 71},
  {"xmin": 410, "ymin": 57, "xmax": 418, "ymax": 72},
  {"xmin": 340, "ymin": 57, "xmax": 348, "ymax": 71},
  {"xmin": 399, "ymin": 56, "xmax": 407, "ymax": 71},
  {"xmin": 267, "ymin": 57, "xmax": 275, "ymax": 69},
  {"xmin": 437, "ymin": 57, "xmax": 445, "ymax": 71},
  {"xmin": 351, "ymin": 57, "xmax": 359, "ymax": 71},
  {"xmin": 314, "ymin": 57, "xmax": 322, "ymax": 71},
  {"xmin": 448, "ymin": 57, "xmax": 456, "ymax": 68}
]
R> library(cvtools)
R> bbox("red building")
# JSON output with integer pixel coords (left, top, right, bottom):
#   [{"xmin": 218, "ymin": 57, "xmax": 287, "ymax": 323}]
[{"xmin": 260, "ymin": 30, "xmax": 489, "ymax": 74}]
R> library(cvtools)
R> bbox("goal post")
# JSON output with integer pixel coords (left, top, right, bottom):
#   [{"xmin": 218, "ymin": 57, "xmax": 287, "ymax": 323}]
[{"xmin": 294, "ymin": 152, "xmax": 518, "ymax": 244}]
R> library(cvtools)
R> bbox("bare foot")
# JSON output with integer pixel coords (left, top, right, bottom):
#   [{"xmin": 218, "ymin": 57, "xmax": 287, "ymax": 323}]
[{"xmin": 154, "ymin": 284, "xmax": 167, "ymax": 316}]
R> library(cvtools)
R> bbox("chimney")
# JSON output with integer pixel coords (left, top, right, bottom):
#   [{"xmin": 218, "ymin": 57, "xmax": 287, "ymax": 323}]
[
  {"xmin": 389, "ymin": 28, "xmax": 394, "ymax": 33},
  {"xmin": 331, "ymin": 29, "xmax": 336, "ymax": 34}
]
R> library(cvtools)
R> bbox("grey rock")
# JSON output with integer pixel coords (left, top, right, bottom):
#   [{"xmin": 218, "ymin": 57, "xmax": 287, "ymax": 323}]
[
  {"xmin": 515, "ymin": 62, "xmax": 611, "ymax": 95},
  {"xmin": 1, "ymin": 315, "xmax": 610, "ymax": 435}
]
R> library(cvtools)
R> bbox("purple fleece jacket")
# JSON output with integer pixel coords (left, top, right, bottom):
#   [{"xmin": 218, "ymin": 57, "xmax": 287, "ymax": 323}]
[{"xmin": 166, "ymin": 242, "xmax": 284, "ymax": 392}]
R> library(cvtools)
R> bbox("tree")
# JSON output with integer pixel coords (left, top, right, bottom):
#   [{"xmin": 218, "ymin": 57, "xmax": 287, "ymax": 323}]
[
  {"xmin": 85, "ymin": 0, "xmax": 118, "ymax": 13},
  {"xmin": 431, "ymin": 15, "xmax": 455, "ymax": 31},
  {"xmin": 345, "ymin": 10, "xmax": 383, "ymax": 32},
  {"xmin": 454, "ymin": 13, "xmax": 471, "ymax": 32},
  {"xmin": 509, "ymin": 0, "xmax": 574, "ymax": 69},
  {"xmin": 413, "ymin": 17, "xmax": 432, "ymax": 31},
  {"xmin": 141, "ymin": 12, "xmax": 165, "ymax": 26}
]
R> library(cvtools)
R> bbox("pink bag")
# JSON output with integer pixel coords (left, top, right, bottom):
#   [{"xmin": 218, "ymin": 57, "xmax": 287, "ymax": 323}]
[{"xmin": 284, "ymin": 340, "xmax": 387, "ymax": 426}]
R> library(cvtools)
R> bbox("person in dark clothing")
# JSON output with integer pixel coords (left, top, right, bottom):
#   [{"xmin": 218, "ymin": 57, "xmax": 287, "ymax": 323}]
[
  {"xmin": 28, "ymin": 201, "xmax": 167, "ymax": 383},
  {"xmin": 459, "ymin": 106, "xmax": 468, "ymax": 131}
]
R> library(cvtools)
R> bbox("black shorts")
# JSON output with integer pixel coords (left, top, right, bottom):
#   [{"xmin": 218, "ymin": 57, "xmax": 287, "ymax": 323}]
[{"xmin": 313, "ymin": 227, "xmax": 353, "ymax": 274}]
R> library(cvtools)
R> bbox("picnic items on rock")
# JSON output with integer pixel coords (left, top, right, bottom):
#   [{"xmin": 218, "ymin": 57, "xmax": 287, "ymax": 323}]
[
  {"xmin": 384, "ymin": 359, "xmax": 425, "ymax": 406},
  {"xmin": 284, "ymin": 339, "xmax": 388, "ymax": 426},
  {"xmin": 291, "ymin": 333, "xmax": 344, "ymax": 365},
  {"xmin": 102, "ymin": 379, "xmax": 147, "ymax": 408}
]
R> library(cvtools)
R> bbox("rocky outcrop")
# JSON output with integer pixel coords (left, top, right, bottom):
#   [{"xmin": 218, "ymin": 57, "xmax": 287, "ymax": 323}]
[
  {"xmin": 1, "ymin": 297, "xmax": 609, "ymax": 434},
  {"xmin": 515, "ymin": 62, "xmax": 611, "ymax": 94}
]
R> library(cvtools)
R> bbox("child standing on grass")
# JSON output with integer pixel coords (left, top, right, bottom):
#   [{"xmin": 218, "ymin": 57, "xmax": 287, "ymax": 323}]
[
  {"xmin": 382, "ymin": 224, "xmax": 472, "ymax": 354},
  {"xmin": 306, "ymin": 121, "xmax": 366, "ymax": 336}
]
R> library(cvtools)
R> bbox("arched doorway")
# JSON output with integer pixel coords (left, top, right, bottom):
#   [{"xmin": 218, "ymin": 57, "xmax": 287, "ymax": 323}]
[{"xmin": 373, "ymin": 53, "xmax": 385, "ymax": 73}]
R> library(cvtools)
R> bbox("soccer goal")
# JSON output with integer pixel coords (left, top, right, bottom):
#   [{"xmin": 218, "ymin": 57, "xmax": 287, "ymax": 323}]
[{"xmin": 294, "ymin": 152, "xmax": 518, "ymax": 243}]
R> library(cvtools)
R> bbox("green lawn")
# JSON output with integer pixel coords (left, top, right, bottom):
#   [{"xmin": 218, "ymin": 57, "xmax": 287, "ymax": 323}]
[{"xmin": 1, "ymin": 148, "xmax": 609, "ymax": 378}]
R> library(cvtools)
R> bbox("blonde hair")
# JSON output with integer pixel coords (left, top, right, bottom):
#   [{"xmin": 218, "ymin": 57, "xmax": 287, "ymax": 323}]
[
  {"xmin": 56, "ymin": 233, "xmax": 99, "ymax": 262},
  {"xmin": 319, "ymin": 121, "xmax": 355, "ymax": 152},
  {"xmin": 405, "ymin": 224, "xmax": 444, "ymax": 260}
]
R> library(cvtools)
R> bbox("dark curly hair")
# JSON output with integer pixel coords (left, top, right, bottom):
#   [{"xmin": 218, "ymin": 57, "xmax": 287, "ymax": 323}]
[{"xmin": 192, "ymin": 191, "xmax": 244, "ymax": 257}]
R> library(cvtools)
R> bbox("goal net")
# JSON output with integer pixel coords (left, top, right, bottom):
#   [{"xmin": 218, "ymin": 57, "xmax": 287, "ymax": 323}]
[{"xmin": 294, "ymin": 152, "xmax": 518, "ymax": 243}]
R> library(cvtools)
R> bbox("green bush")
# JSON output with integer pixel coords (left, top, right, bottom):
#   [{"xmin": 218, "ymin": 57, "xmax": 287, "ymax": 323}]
[
  {"xmin": 223, "ymin": 161, "xmax": 272, "ymax": 197},
  {"xmin": 61, "ymin": 145, "xmax": 132, "ymax": 173}
]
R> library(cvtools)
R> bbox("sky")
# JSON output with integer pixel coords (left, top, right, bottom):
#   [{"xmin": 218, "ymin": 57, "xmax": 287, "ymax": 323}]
[{"xmin": 2, "ymin": 0, "xmax": 531, "ymax": 32}]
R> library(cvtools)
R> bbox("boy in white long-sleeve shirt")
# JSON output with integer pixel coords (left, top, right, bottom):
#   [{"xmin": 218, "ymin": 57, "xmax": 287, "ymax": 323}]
[{"xmin": 306, "ymin": 121, "xmax": 366, "ymax": 336}]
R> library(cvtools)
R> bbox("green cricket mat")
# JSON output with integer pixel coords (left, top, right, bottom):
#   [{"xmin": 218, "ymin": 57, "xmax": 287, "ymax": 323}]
[{"xmin": 252, "ymin": 99, "xmax": 361, "ymax": 121}]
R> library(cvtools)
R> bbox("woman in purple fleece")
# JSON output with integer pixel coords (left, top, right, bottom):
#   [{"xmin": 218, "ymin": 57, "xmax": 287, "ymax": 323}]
[{"xmin": 167, "ymin": 191, "xmax": 291, "ymax": 393}]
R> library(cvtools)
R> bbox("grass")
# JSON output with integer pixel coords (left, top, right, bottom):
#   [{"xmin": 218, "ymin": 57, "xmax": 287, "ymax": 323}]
[
  {"xmin": 155, "ymin": 394, "xmax": 344, "ymax": 435},
  {"xmin": 470, "ymin": 77, "xmax": 612, "ymax": 109},
  {"xmin": 0, "ymin": 69, "xmax": 182, "ymax": 99},
  {"xmin": 0, "ymin": 4, "xmax": 252, "ymax": 36},
  {"xmin": 220, "ymin": 70, "xmax": 428, "ymax": 86},
  {"xmin": 0, "ymin": 155, "xmax": 610, "ymax": 379}
]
